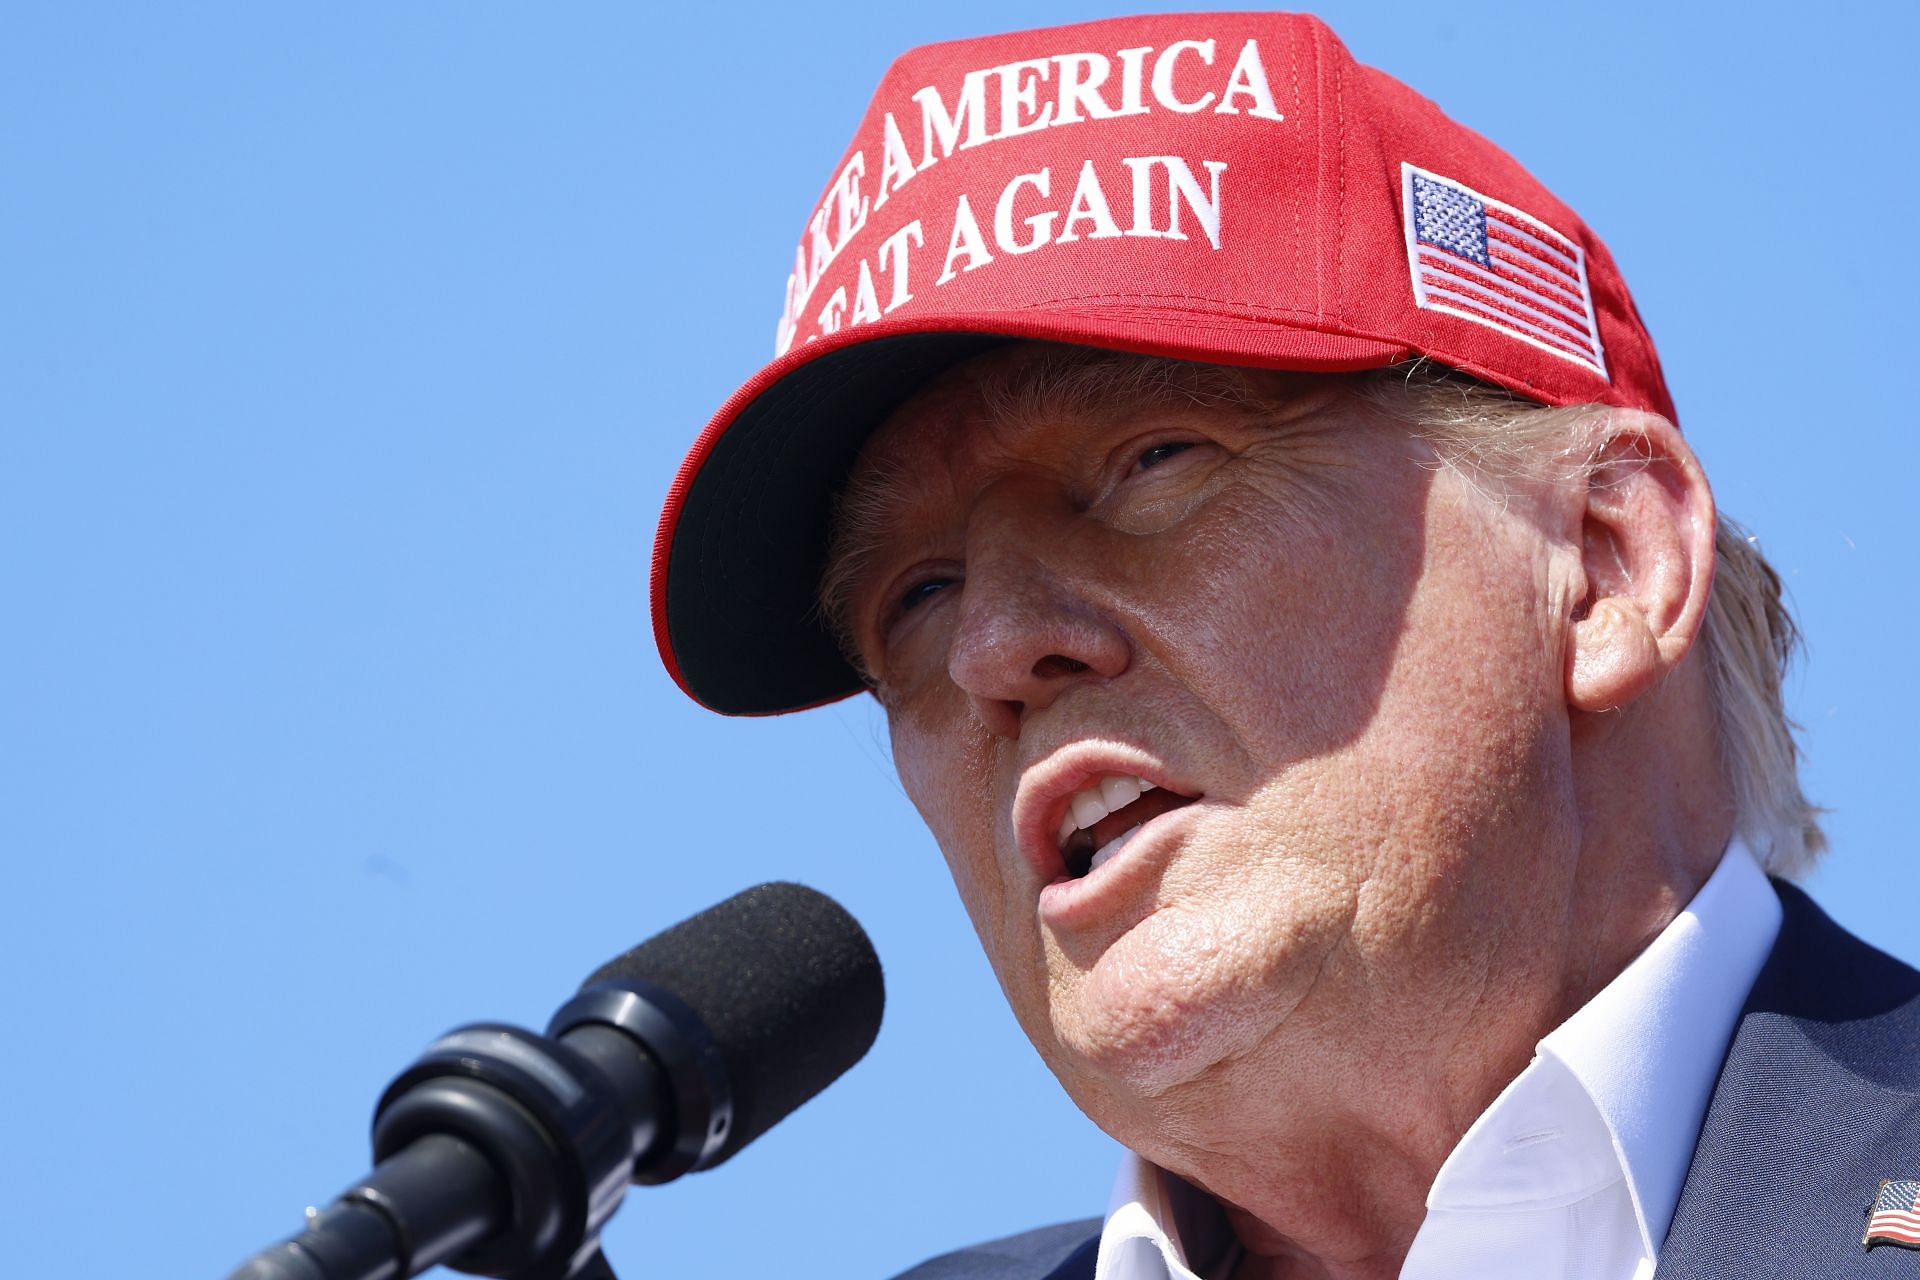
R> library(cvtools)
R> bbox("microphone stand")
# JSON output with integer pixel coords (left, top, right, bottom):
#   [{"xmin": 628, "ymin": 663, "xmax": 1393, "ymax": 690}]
[
  {"xmin": 230, "ymin": 981, "xmax": 731, "ymax": 1280},
  {"xmin": 230, "ymin": 1134, "xmax": 622, "ymax": 1280}
]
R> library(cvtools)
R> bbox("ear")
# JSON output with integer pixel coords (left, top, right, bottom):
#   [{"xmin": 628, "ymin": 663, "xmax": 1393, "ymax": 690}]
[{"xmin": 1566, "ymin": 410, "xmax": 1716, "ymax": 713}]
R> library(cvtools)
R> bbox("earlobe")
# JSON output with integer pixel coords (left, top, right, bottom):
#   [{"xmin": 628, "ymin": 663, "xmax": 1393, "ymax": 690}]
[
  {"xmin": 1569, "ymin": 597, "xmax": 1665, "ymax": 711},
  {"xmin": 1562, "ymin": 411, "xmax": 1716, "ymax": 714}
]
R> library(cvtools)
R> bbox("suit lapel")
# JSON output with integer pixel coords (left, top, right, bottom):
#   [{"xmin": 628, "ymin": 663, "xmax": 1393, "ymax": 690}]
[{"xmin": 1658, "ymin": 882, "xmax": 1920, "ymax": 1276}]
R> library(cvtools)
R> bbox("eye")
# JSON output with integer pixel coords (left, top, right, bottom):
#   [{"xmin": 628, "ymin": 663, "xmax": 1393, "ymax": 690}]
[
  {"xmin": 899, "ymin": 576, "xmax": 956, "ymax": 614},
  {"xmin": 1135, "ymin": 441, "xmax": 1196, "ymax": 471}
]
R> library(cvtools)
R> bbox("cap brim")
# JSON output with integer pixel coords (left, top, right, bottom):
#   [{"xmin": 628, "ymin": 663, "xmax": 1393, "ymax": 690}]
[{"xmin": 653, "ymin": 313, "xmax": 1409, "ymax": 716}]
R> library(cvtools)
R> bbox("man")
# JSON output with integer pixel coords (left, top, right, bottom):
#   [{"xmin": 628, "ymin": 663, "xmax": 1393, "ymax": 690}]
[{"xmin": 650, "ymin": 13, "xmax": 1920, "ymax": 1279}]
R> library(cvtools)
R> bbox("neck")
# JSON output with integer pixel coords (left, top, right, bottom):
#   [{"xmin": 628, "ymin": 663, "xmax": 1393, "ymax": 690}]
[{"xmin": 1105, "ymin": 678, "xmax": 1733, "ymax": 1280}]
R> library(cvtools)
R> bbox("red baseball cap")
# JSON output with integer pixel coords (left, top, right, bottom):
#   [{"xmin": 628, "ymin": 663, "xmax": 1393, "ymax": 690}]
[{"xmin": 653, "ymin": 11, "xmax": 1673, "ymax": 715}]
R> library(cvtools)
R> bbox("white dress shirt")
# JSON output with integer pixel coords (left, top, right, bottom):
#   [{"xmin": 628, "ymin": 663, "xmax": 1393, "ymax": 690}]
[{"xmin": 1093, "ymin": 843, "xmax": 1784, "ymax": 1280}]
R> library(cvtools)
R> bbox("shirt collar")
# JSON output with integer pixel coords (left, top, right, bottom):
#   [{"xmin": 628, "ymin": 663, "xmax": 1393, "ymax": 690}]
[
  {"xmin": 1096, "ymin": 843, "xmax": 1783, "ymax": 1275},
  {"xmin": 1533, "ymin": 838, "xmax": 1782, "ymax": 1255},
  {"xmin": 1099, "ymin": 1155, "xmax": 1237, "ymax": 1280}
]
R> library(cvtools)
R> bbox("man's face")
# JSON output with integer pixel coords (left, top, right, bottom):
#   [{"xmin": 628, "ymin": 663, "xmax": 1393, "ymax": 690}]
[{"xmin": 831, "ymin": 345, "xmax": 1584, "ymax": 1138}]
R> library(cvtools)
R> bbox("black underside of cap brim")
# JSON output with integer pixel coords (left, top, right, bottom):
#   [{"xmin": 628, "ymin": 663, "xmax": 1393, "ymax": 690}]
[{"xmin": 667, "ymin": 332, "xmax": 1010, "ymax": 715}]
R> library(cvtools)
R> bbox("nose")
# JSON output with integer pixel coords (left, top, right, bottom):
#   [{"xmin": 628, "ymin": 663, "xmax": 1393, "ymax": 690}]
[{"xmin": 946, "ymin": 482, "xmax": 1130, "ymax": 738}]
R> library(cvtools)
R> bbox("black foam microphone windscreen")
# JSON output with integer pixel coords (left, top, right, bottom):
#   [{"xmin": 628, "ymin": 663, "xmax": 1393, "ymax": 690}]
[{"xmin": 582, "ymin": 882, "xmax": 884, "ymax": 1166}]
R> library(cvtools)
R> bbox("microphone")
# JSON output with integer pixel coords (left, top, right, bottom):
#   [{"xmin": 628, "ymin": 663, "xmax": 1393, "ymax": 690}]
[{"xmin": 227, "ymin": 883, "xmax": 884, "ymax": 1280}]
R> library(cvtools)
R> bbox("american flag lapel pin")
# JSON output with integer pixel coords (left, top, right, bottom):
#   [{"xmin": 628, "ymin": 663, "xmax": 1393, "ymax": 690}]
[{"xmin": 1865, "ymin": 1178, "xmax": 1920, "ymax": 1250}]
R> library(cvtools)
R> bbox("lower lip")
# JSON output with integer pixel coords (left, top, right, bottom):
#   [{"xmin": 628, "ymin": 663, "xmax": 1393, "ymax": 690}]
[{"xmin": 1036, "ymin": 802, "xmax": 1202, "ymax": 927}]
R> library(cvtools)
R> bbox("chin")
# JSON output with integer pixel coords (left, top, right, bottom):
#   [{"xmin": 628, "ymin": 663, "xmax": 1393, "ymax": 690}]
[
  {"xmin": 1044, "ymin": 878, "xmax": 1355, "ymax": 1105},
  {"xmin": 1054, "ymin": 939, "xmax": 1278, "ymax": 1100}
]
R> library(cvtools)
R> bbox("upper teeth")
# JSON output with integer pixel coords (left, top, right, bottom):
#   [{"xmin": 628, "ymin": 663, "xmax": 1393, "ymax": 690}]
[{"xmin": 1056, "ymin": 776, "xmax": 1158, "ymax": 847}]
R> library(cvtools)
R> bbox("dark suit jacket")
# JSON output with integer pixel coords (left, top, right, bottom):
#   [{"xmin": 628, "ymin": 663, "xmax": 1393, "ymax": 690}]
[{"xmin": 894, "ymin": 882, "xmax": 1920, "ymax": 1278}]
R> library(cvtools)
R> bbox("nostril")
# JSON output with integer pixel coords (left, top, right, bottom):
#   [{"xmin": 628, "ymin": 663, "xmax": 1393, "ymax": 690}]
[{"xmin": 1032, "ymin": 655, "xmax": 1089, "ymax": 678}]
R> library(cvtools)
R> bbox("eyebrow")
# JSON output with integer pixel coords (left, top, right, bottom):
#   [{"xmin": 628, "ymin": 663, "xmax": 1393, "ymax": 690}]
[{"xmin": 815, "ymin": 349, "xmax": 1298, "ymax": 675}]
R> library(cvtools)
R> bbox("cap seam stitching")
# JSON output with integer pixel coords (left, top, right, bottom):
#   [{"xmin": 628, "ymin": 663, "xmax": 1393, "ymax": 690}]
[{"xmin": 1332, "ymin": 28, "xmax": 1348, "ymax": 323}]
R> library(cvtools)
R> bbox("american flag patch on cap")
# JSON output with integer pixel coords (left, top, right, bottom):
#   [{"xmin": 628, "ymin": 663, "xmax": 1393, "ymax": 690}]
[
  {"xmin": 1866, "ymin": 1179, "xmax": 1920, "ymax": 1250},
  {"xmin": 1401, "ymin": 164, "xmax": 1606, "ymax": 379}
]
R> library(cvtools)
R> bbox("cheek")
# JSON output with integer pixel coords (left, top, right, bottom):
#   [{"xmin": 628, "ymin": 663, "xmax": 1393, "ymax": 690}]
[
  {"xmin": 1362, "ymin": 501, "xmax": 1571, "ymax": 873},
  {"xmin": 890, "ymin": 709, "xmax": 1072, "ymax": 1055},
  {"xmin": 1386, "ymin": 484, "xmax": 1566, "ymax": 760},
  {"xmin": 1227, "ymin": 484, "xmax": 1571, "ymax": 937},
  {"xmin": 889, "ymin": 712, "xmax": 1011, "ymax": 937},
  {"xmin": 1120, "ymin": 481, "xmax": 1432, "ymax": 773}
]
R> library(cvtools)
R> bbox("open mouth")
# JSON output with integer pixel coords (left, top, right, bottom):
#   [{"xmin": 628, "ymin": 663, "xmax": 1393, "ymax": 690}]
[{"xmin": 1055, "ymin": 775, "xmax": 1198, "ymax": 879}]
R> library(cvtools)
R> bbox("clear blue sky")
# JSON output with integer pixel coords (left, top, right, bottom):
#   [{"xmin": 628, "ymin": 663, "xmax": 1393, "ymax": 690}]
[{"xmin": 4, "ymin": 3, "xmax": 1914, "ymax": 1276}]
